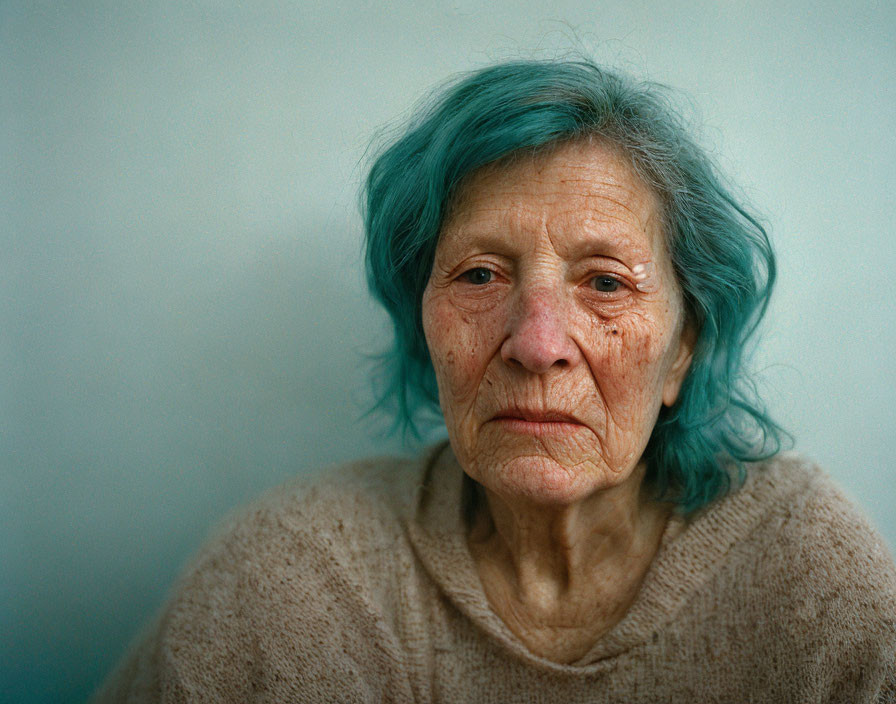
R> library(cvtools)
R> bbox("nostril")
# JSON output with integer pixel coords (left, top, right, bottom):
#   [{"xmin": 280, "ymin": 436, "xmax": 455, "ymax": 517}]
[
  {"xmin": 500, "ymin": 336, "xmax": 578, "ymax": 374},
  {"xmin": 505, "ymin": 355, "xmax": 524, "ymax": 369}
]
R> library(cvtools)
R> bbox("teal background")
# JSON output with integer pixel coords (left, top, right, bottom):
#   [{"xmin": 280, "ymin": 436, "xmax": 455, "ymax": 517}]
[{"xmin": 2, "ymin": 1, "xmax": 893, "ymax": 701}]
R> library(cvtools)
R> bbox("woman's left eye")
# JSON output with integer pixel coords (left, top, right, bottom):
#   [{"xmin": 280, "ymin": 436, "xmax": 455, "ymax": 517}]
[{"xmin": 590, "ymin": 275, "xmax": 621, "ymax": 293}]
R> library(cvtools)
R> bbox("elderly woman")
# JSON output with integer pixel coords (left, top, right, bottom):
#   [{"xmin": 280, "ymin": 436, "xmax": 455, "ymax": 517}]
[{"xmin": 94, "ymin": 60, "xmax": 896, "ymax": 702}]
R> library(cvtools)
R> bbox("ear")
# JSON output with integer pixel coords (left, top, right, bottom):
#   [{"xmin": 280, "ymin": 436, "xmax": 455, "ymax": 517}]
[{"xmin": 662, "ymin": 321, "xmax": 698, "ymax": 407}]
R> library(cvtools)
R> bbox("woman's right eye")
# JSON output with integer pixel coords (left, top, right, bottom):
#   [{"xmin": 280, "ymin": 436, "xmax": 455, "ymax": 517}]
[{"xmin": 459, "ymin": 268, "xmax": 493, "ymax": 285}]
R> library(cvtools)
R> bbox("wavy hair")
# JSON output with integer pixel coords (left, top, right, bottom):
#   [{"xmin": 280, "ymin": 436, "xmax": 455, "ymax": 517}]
[{"xmin": 363, "ymin": 59, "xmax": 788, "ymax": 513}]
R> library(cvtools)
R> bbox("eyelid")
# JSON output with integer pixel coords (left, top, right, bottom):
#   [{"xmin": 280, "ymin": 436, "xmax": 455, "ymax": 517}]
[
  {"xmin": 576, "ymin": 255, "xmax": 633, "ymax": 279},
  {"xmin": 451, "ymin": 258, "xmax": 507, "ymax": 281},
  {"xmin": 581, "ymin": 272, "xmax": 636, "ymax": 304},
  {"xmin": 585, "ymin": 271, "xmax": 631, "ymax": 288},
  {"xmin": 456, "ymin": 266, "xmax": 495, "ymax": 285}
]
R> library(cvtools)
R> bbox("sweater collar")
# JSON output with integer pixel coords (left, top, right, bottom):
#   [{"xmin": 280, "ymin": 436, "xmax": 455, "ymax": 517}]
[{"xmin": 407, "ymin": 441, "xmax": 803, "ymax": 671}]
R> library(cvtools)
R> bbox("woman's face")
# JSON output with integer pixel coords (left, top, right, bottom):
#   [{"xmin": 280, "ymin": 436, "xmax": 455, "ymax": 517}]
[{"xmin": 421, "ymin": 140, "xmax": 695, "ymax": 506}]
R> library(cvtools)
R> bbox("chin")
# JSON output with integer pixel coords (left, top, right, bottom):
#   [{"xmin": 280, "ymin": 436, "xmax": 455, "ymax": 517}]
[{"xmin": 480, "ymin": 454, "xmax": 618, "ymax": 506}]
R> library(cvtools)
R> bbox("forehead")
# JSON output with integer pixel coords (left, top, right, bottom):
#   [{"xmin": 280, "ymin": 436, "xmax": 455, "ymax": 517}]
[{"xmin": 442, "ymin": 140, "xmax": 664, "ymax": 259}]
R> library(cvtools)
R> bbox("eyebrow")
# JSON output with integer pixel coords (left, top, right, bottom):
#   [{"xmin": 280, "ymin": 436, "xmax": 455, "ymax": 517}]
[{"xmin": 440, "ymin": 208, "xmax": 653, "ymax": 263}]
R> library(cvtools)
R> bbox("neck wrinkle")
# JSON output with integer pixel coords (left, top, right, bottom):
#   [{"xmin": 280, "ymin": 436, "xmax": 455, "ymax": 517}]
[{"xmin": 470, "ymin": 462, "xmax": 669, "ymax": 605}]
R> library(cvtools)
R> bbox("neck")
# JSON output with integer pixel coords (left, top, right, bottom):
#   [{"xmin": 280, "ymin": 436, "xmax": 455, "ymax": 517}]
[{"xmin": 467, "ymin": 462, "xmax": 672, "ymax": 660}]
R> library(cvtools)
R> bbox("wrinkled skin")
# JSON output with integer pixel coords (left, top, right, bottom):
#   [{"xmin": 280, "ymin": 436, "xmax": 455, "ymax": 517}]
[
  {"xmin": 422, "ymin": 139, "xmax": 695, "ymax": 507},
  {"xmin": 421, "ymin": 139, "xmax": 696, "ymax": 663}
]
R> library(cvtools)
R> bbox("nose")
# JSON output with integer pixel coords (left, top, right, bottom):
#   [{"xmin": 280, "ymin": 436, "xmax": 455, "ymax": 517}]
[{"xmin": 500, "ymin": 286, "xmax": 582, "ymax": 374}]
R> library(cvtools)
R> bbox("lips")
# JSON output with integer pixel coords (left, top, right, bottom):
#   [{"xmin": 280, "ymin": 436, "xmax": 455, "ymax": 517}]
[
  {"xmin": 491, "ymin": 408, "xmax": 582, "ymax": 424},
  {"xmin": 489, "ymin": 409, "xmax": 586, "ymax": 437}
]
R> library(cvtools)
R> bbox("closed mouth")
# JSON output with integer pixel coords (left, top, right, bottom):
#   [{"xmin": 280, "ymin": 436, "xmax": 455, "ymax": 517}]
[{"xmin": 491, "ymin": 409, "xmax": 582, "ymax": 424}]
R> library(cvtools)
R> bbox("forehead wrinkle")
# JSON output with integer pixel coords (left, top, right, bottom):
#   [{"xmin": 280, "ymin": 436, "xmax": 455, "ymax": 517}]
[
  {"xmin": 543, "ymin": 202, "xmax": 657, "ymax": 261},
  {"xmin": 557, "ymin": 177, "xmax": 657, "ymax": 232},
  {"xmin": 527, "ymin": 172, "xmax": 657, "ymax": 237},
  {"xmin": 443, "ymin": 205, "xmax": 656, "ymax": 266},
  {"xmin": 442, "ymin": 149, "xmax": 664, "ymax": 262},
  {"xmin": 456, "ymin": 181, "xmax": 652, "ymax": 231},
  {"xmin": 439, "ymin": 202, "xmax": 549, "ymax": 258}
]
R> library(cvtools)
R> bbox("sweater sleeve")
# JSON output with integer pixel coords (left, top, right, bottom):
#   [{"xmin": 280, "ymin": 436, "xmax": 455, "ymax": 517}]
[{"xmin": 90, "ymin": 478, "xmax": 417, "ymax": 703}]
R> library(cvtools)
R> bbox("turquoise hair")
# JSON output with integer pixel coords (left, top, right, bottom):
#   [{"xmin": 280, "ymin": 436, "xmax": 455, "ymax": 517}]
[{"xmin": 363, "ymin": 59, "xmax": 788, "ymax": 513}]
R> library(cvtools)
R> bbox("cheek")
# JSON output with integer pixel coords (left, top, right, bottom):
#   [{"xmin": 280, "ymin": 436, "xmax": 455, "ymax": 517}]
[
  {"xmin": 585, "ymin": 314, "xmax": 677, "ymax": 409},
  {"xmin": 422, "ymin": 291, "xmax": 505, "ymax": 409}
]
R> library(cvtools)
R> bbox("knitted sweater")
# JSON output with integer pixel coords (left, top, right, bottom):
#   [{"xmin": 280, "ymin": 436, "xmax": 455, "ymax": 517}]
[{"xmin": 93, "ymin": 443, "xmax": 896, "ymax": 703}]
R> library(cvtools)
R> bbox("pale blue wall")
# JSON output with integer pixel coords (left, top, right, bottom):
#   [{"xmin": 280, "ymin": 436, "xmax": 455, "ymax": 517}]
[{"xmin": 2, "ymin": 1, "xmax": 893, "ymax": 701}]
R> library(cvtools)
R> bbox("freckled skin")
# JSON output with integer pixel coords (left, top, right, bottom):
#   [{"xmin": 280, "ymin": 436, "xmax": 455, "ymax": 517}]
[
  {"xmin": 421, "ymin": 140, "xmax": 696, "ymax": 663},
  {"xmin": 422, "ymin": 141, "xmax": 693, "ymax": 505}
]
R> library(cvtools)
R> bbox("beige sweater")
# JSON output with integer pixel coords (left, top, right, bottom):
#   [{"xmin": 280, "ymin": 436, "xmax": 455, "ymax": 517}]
[{"xmin": 94, "ymin": 443, "xmax": 896, "ymax": 703}]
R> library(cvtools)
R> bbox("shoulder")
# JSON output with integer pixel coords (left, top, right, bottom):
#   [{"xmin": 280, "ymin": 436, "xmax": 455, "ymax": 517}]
[
  {"xmin": 738, "ymin": 452, "xmax": 895, "ymax": 587},
  {"xmin": 670, "ymin": 452, "xmax": 895, "ymax": 611},
  {"xmin": 714, "ymin": 453, "xmax": 896, "ymax": 696},
  {"xmin": 92, "ymin": 448, "xmax": 440, "ymax": 703},
  {"xmin": 723, "ymin": 452, "xmax": 896, "ymax": 603},
  {"xmin": 174, "ymin": 448, "xmax": 436, "ymax": 616},
  {"xmin": 211, "ymin": 451, "xmax": 425, "ymax": 560}
]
